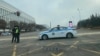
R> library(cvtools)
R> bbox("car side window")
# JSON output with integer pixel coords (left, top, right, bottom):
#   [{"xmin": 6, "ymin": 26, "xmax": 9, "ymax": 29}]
[
  {"xmin": 60, "ymin": 27, "xmax": 67, "ymax": 30},
  {"xmin": 49, "ymin": 28, "xmax": 55, "ymax": 32},
  {"xmin": 50, "ymin": 27, "xmax": 59, "ymax": 32},
  {"xmin": 53, "ymin": 28, "xmax": 58, "ymax": 31}
]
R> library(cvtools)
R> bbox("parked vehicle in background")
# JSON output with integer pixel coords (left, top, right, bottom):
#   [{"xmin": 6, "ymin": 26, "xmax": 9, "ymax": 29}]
[{"xmin": 1, "ymin": 32, "xmax": 11, "ymax": 36}]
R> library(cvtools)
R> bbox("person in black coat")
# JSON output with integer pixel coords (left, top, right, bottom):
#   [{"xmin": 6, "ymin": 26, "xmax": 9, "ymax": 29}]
[{"xmin": 12, "ymin": 26, "xmax": 17, "ymax": 43}]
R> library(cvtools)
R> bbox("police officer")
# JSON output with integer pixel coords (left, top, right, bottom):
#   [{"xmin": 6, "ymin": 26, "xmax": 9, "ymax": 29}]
[
  {"xmin": 12, "ymin": 26, "xmax": 16, "ymax": 43},
  {"xmin": 16, "ymin": 26, "xmax": 20, "ymax": 43},
  {"xmin": 12, "ymin": 26, "xmax": 20, "ymax": 43}
]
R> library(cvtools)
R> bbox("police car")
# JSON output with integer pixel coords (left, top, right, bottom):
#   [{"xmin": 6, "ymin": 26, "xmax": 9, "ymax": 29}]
[{"xmin": 39, "ymin": 27, "xmax": 77, "ymax": 40}]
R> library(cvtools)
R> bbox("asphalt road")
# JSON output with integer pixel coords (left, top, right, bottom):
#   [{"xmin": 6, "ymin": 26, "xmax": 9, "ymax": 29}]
[{"xmin": 0, "ymin": 29, "xmax": 100, "ymax": 56}]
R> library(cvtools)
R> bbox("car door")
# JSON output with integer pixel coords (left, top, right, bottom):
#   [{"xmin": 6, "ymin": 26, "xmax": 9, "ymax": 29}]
[
  {"xmin": 55, "ymin": 27, "xmax": 65, "ymax": 37},
  {"xmin": 52, "ymin": 27, "xmax": 65, "ymax": 38},
  {"xmin": 48, "ymin": 27, "xmax": 60, "ymax": 38},
  {"xmin": 54, "ymin": 27, "xmax": 68, "ymax": 37},
  {"xmin": 59, "ymin": 27, "xmax": 68, "ymax": 37}
]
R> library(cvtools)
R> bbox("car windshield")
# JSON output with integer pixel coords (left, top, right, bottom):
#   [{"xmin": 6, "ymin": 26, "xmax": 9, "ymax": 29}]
[{"xmin": 0, "ymin": 0, "xmax": 100, "ymax": 56}]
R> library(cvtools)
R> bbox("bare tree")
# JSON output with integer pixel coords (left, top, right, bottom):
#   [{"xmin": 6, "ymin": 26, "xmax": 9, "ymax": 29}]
[
  {"xmin": 35, "ymin": 24, "xmax": 47, "ymax": 31},
  {"xmin": 26, "ymin": 23, "xmax": 35, "ymax": 31},
  {"xmin": 0, "ymin": 19, "xmax": 7, "ymax": 32},
  {"xmin": 9, "ymin": 21, "xmax": 19, "ymax": 29}
]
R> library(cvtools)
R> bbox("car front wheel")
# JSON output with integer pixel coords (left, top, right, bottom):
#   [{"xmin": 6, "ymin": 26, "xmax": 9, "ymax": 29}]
[{"xmin": 42, "ymin": 35, "xmax": 48, "ymax": 40}]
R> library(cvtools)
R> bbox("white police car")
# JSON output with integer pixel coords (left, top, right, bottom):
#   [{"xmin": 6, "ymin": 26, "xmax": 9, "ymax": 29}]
[{"xmin": 39, "ymin": 27, "xmax": 77, "ymax": 40}]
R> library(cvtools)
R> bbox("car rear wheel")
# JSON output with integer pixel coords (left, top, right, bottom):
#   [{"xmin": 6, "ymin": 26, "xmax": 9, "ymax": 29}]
[
  {"xmin": 66, "ymin": 33, "xmax": 73, "ymax": 38},
  {"xmin": 42, "ymin": 35, "xmax": 48, "ymax": 40}
]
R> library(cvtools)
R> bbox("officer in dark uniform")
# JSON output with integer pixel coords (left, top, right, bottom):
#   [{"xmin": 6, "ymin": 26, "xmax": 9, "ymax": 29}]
[{"xmin": 12, "ymin": 26, "xmax": 17, "ymax": 43}]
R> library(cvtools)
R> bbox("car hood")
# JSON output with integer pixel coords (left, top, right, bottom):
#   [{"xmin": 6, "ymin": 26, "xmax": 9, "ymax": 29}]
[{"xmin": 40, "ymin": 30, "xmax": 49, "ymax": 34}]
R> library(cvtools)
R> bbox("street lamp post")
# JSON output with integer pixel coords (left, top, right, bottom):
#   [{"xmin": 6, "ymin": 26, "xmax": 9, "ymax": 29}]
[
  {"xmin": 77, "ymin": 8, "xmax": 81, "ymax": 21},
  {"xmin": 50, "ymin": 22, "xmax": 51, "ymax": 28}
]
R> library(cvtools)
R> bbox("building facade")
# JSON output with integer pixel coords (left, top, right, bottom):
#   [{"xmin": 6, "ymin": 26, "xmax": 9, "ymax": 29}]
[{"xmin": 0, "ymin": 0, "xmax": 35, "ymax": 29}]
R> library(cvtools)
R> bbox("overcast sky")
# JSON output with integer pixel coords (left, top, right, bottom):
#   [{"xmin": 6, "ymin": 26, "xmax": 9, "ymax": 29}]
[{"xmin": 4, "ymin": 0, "xmax": 100, "ymax": 27}]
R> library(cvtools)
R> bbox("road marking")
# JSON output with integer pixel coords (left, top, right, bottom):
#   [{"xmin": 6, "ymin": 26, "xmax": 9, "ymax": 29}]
[
  {"xmin": 18, "ymin": 47, "xmax": 43, "ymax": 56},
  {"xmin": 0, "ymin": 36, "xmax": 37, "ymax": 41},
  {"xmin": 22, "ymin": 43, "xmax": 40, "ymax": 47},
  {"xmin": 81, "ymin": 48, "xmax": 100, "ymax": 55},
  {"xmin": 57, "ymin": 42, "xmax": 66, "ymax": 45},
  {"xmin": 23, "ymin": 43, "xmax": 33, "ymax": 47},
  {"xmin": 77, "ymin": 32, "xmax": 100, "ymax": 36},
  {"xmin": 67, "ymin": 41, "xmax": 79, "ymax": 50},
  {"xmin": 51, "ymin": 52, "xmax": 64, "ymax": 56},
  {"xmin": 18, "ymin": 42, "xmax": 65, "ymax": 56},
  {"xmin": 12, "ymin": 44, "xmax": 17, "ymax": 56},
  {"xmin": 89, "ymin": 42, "xmax": 97, "ymax": 44},
  {"xmin": 72, "ymin": 46, "xmax": 100, "ymax": 55},
  {"xmin": 46, "ymin": 42, "xmax": 56, "ymax": 46},
  {"xmin": 81, "ymin": 40, "xmax": 98, "ymax": 44},
  {"xmin": 46, "ymin": 42, "xmax": 67, "ymax": 46}
]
